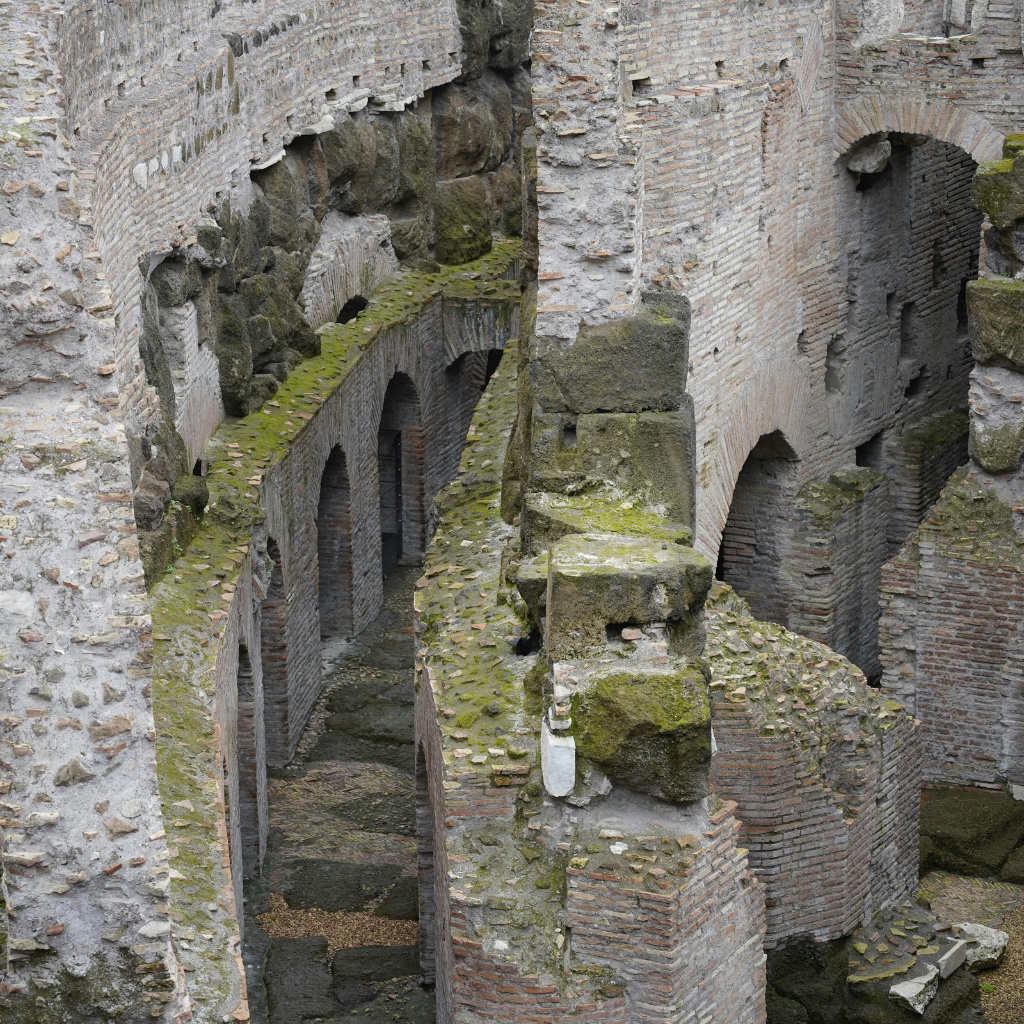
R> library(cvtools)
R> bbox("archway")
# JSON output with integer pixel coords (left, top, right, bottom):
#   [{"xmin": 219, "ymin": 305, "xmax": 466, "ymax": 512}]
[
  {"xmin": 378, "ymin": 373, "xmax": 425, "ymax": 578},
  {"xmin": 717, "ymin": 430, "xmax": 799, "ymax": 625},
  {"xmin": 259, "ymin": 539, "xmax": 290, "ymax": 768},
  {"xmin": 234, "ymin": 641, "xmax": 267, "ymax": 879},
  {"xmin": 317, "ymin": 446, "xmax": 354, "ymax": 638}
]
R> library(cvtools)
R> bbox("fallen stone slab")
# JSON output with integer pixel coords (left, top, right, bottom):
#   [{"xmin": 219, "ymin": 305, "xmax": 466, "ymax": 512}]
[
  {"xmin": 956, "ymin": 922, "xmax": 1009, "ymax": 970},
  {"xmin": 889, "ymin": 964, "xmax": 939, "ymax": 1015},
  {"xmin": 938, "ymin": 938, "xmax": 968, "ymax": 978}
]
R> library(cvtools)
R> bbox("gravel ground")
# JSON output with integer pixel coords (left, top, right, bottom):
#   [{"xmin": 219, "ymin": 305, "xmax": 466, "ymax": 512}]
[
  {"xmin": 918, "ymin": 870, "xmax": 1024, "ymax": 1022},
  {"xmin": 257, "ymin": 891, "xmax": 419, "ymax": 955}
]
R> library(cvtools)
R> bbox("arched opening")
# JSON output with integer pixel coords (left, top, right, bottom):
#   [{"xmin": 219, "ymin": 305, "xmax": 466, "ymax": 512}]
[
  {"xmin": 317, "ymin": 446, "xmax": 354, "ymax": 638},
  {"xmin": 841, "ymin": 135, "xmax": 977, "ymax": 554},
  {"xmin": 336, "ymin": 295, "xmax": 368, "ymax": 324},
  {"xmin": 235, "ymin": 642, "xmax": 267, "ymax": 879},
  {"xmin": 260, "ymin": 539, "xmax": 290, "ymax": 768},
  {"xmin": 717, "ymin": 430, "xmax": 799, "ymax": 626},
  {"xmin": 378, "ymin": 373, "xmax": 425, "ymax": 578}
]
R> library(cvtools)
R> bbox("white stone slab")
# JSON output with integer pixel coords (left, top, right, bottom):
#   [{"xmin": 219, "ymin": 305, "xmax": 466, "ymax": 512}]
[
  {"xmin": 541, "ymin": 720, "xmax": 575, "ymax": 797},
  {"xmin": 957, "ymin": 922, "xmax": 1009, "ymax": 970},
  {"xmin": 938, "ymin": 939, "xmax": 967, "ymax": 978},
  {"xmin": 889, "ymin": 964, "xmax": 938, "ymax": 1015}
]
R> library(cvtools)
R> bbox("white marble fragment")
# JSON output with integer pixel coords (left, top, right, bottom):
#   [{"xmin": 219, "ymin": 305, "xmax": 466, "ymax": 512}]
[
  {"xmin": 889, "ymin": 964, "xmax": 938, "ymax": 1015},
  {"xmin": 541, "ymin": 720, "xmax": 575, "ymax": 797},
  {"xmin": 957, "ymin": 922, "xmax": 1009, "ymax": 969}
]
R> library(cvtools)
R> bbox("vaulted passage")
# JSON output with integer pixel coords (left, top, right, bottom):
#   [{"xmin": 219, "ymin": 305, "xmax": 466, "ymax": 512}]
[
  {"xmin": 317, "ymin": 447, "xmax": 354, "ymax": 638},
  {"xmin": 718, "ymin": 431, "xmax": 799, "ymax": 626},
  {"xmin": 378, "ymin": 374, "xmax": 424, "ymax": 578}
]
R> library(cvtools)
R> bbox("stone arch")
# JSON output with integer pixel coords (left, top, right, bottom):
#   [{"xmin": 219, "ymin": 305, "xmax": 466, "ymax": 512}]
[
  {"xmin": 378, "ymin": 372, "xmax": 425, "ymax": 577},
  {"xmin": 317, "ymin": 445, "xmax": 354, "ymax": 638},
  {"xmin": 717, "ymin": 430, "xmax": 801, "ymax": 625},
  {"xmin": 260, "ymin": 538, "xmax": 290, "ymax": 768},
  {"xmin": 697, "ymin": 358, "xmax": 810, "ymax": 561},
  {"xmin": 833, "ymin": 94, "xmax": 1004, "ymax": 164}
]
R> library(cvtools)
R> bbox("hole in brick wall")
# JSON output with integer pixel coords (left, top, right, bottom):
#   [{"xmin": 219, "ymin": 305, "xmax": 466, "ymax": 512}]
[
  {"xmin": 325, "ymin": 88, "xmax": 338, "ymax": 102},
  {"xmin": 972, "ymin": 57, "xmax": 986, "ymax": 68},
  {"xmin": 605, "ymin": 623, "xmax": 635, "ymax": 643},
  {"xmin": 796, "ymin": 330, "xmax": 810, "ymax": 355},
  {"xmin": 825, "ymin": 337, "xmax": 846, "ymax": 394},
  {"xmin": 336, "ymin": 295, "xmax": 368, "ymax": 324},
  {"xmin": 856, "ymin": 431, "xmax": 885, "ymax": 471},
  {"xmin": 899, "ymin": 302, "xmax": 916, "ymax": 359},
  {"xmin": 353, "ymin": 74, "xmax": 361, "ymax": 87},
  {"xmin": 957, "ymin": 277, "xmax": 970, "ymax": 335},
  {"xmin": 904, "ymin": 371, "xmax": 926, "ymax": 400},
  {"xmin": 562, "ymin": 422, "xmax": 577, "ymax": 449},
  {"xmin": 886, "ymin": 291, "xmax": 898, "ymax": 318},
  {"xmin": 515, "ymin": 630, "xmax": 542, "ymax": 656}
]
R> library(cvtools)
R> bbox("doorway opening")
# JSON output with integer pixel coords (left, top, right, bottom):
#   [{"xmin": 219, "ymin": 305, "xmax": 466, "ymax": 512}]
[
  {"xmin": 717, "ymin": 430, "xmax": 799, "ymax": 626},
  {"xmin": 378, "ymin": 373, "xmax": 424, "ymax": 578},
  {"xmin": 317, "ymin": 446, "xmax": 354, "ymax": 637}
]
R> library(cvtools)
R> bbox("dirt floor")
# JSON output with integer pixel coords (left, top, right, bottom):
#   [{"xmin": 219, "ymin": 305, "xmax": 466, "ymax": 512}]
[
  {"xmin": 918, "ymin": 870, "xmax": 1024, "ymax": 1023},
  {"xmin": 242, "ymin": 566, "xmax": 433, "ymax": 1024}
]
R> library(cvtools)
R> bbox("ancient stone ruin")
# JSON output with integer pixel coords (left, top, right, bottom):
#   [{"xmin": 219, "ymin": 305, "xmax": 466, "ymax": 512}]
[{"xmin": 3, "ymin": 0, "xmax": 1024, "ymax": 1022}]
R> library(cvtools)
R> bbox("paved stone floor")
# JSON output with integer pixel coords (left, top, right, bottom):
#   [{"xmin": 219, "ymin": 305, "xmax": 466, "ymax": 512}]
[
  {"xmin": 919, "ymin": 870, "xmax": 1024, "ymax": 1023},
  {"xmin": 243, "ymin": 566, "xmax": 435, "ymax": 1023}
]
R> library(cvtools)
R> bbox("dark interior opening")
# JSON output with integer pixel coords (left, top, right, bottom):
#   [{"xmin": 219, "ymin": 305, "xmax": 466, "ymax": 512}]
[
  {"xmin": 337, "ymin": 295, "xmax": 369, "ymax": 324},
  {"xmin": 515, "ymin": 630, "xmax": 542, "ymax": 656},
  {"xmin": 856, "ymin": 431, "xmax": 885, "ymax": 471},
  {"xmin": 904, "ymin": 372, "xmax": 926, "ymax": 399},
  {"xmin": 379, "ymin": 428, "xmax": 403, "ymax": 579},
  {"xmin": 562, "ymin": 422, "xmax": 577, "ymax": 449},
  {"xmin": 193, "ymin": 459, "xmax": 205, "ymax": 476}
]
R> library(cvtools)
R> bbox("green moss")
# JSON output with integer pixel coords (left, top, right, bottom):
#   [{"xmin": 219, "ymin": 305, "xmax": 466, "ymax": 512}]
[
  {"xmin": 1004, "ymin": 135, "xmax": 1024, "ymax": 160},
  {"xmin": 971, "ymin": 154, "xmax": 1024, "ymax": 230},
  {"xmin": 573, "ymin": 667, "xmax": 708, "ymax": 765},
  {"xmin": 524, "ymin": 487, "xmax": 692, "ymax": 555},
  {"xmin": 796, "ymin": 467, "xmax": 887, "ymax": 526}
]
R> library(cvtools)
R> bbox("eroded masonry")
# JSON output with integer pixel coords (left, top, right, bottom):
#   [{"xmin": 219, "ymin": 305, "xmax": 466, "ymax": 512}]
[{"xmin": 3, "ymin": 0, "xmax": 1024, "ymax": 1022}]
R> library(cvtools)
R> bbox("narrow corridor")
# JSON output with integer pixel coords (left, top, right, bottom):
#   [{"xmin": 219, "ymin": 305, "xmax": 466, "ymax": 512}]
[{"xmin": 243, "ymin": 566, "xmax": 433, "ymax": 1023}]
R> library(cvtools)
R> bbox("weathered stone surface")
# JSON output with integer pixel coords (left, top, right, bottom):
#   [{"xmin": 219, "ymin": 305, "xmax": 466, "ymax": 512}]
[
  {"xmin": 530, "ymin": 292, "xmax": 690, "ymax": 414},
  {"xmin": 570, "ymin": 663, "xmax": 711, "ymax": 802},
  {"xmin": 889, "ymin": 965, "xmax": 939, "ymax": 1015},
  {"xmin": 968, "ymin": 278, "xmax": 1024, "ymax": 371},
  {"xmin": 968, "ymin": 363, "xmax": 1024, "ymax": 473},
  {"xmin": 454, "ymin": 0, "xmax": 533, "ymax": 81},
  {"xmin": 919, "ymin": 788, "xmax": 1024, "ymax": 876},
  {"xmin": 434, "ymin": 72, "xmax": 514, "ymax": 180},
  {"xmin": 957, "ymin": 923, "xmax": 1009, "ymax": 970},
  {"xmin": 264, "ymin": 936, "xmax": 338, "ymax": 1024},
  {"xmin": 434, "ymin": 176, "xmax": 493, "ymax": 265},
  {"xmin": 971, "ymin": 153, "xmax": 1024, "ymax": 231},
  {"xmin": 544, "ymin": 532, "xmax": 712, "ymax": 660}
]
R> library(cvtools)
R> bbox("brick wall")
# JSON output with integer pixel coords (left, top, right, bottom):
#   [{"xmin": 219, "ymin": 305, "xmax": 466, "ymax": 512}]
[{"xmin": 879, "ymin": 477, "xmax": 1024, "ymax": 790}]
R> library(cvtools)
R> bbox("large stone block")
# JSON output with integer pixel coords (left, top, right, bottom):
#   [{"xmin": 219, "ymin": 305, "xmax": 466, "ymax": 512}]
[
  {"xmin": 433, "ymin": 72, "xmax": 513, "ymax": 180},
  {"xmin": 433, "ymin": 176, "xmax": 493, "ymax": 265},
  {"xmin": 968, "ymin": 364, "xmax": 1024, "ymax": 473},
  {"xmin": 968, "ymin": 278, "xmax": 1024, "ymax": 371},
  {"xmin": 971, "ymin": 153, "xmax": 1024, "ymax": 231},
  {"xmin": 530, "ymin": 292, "xmax": 690, "ymax": 414},
  {"xmin": 522, "ymin": 489, "xmax": 693, "ymax": 557},
  {"xmin": 570, "ymin": 663, "xmax": 711, "ymax": 802},
  {"xmin": 528, "ymin": 407, "xmax": 697, "ymax": 528},
  {"xmin": 544, "ymin": 532, "xmax": 711, "ymax": 661}
]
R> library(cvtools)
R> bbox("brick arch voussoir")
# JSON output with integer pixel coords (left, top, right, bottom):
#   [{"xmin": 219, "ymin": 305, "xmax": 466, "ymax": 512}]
[
  {"xmin": 697, "ymin": 361, "xmax": 811, "ymax": 563},
  {"xmin": 834, "ymin": 94, "xmax": 1005, "ymax": 165}
]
